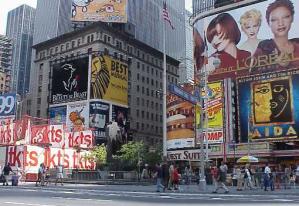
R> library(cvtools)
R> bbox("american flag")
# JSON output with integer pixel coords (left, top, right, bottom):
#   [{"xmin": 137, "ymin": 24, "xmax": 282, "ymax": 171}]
[{"xmin": 162, "ymin": 1, "xmax": 174, "ymax": 29}]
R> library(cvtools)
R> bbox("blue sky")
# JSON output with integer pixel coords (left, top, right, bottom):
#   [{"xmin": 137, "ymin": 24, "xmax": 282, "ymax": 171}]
[{"xmin": 0, "ymin": 0, "xmax": 192, "ymax": 35}]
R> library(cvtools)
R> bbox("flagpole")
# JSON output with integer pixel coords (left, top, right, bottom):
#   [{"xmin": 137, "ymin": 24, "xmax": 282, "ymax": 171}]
[{"xmin": 162, "ymin": 13, "xmax": 167, "ymax": 158}]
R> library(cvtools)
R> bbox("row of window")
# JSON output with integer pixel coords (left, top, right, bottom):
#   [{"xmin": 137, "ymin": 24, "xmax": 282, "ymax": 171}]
[{"xmin": 135, "ymin": 122, "xmax": 162, "ymax": 134}]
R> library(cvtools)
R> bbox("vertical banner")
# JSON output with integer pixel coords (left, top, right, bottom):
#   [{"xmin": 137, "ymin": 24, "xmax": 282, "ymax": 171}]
[
  {"xmin": 66, "ymin": 101, "xmax": 89, "ymax": 132},
  {"xmin": 71, "ymin": 0, "xmax": 128, "ymax": 23},
  {"xmin": 89, "ymin": 101, "xmax": 110, "ymax": 143},
  {"xmin": 49, "ymin": 106, "xmax": 67, "ymax": 125},
  {"xmin": 167, "ymin": 84, "xmax": 195, "ymax": 149},
  {"xmin": 237, "ymin": 69, "xmax": 299, "ymax": 142}
]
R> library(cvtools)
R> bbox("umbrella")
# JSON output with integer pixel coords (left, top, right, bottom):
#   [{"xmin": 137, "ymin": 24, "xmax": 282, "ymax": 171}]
[{"xmin": 237, "ymin": 155, "xmax": 259, "ymax": 163}]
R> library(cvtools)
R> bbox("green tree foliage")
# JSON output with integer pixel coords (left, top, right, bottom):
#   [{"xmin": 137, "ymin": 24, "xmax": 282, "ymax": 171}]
[{"xmin": 85, "ymin": 144, "xmax": 107, "ymax": 167}]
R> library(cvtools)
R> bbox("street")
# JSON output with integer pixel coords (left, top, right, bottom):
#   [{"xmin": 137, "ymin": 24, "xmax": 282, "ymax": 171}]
[{"xmin": 0, "ymin": 183, "xmax": 299, "ymax": 205}]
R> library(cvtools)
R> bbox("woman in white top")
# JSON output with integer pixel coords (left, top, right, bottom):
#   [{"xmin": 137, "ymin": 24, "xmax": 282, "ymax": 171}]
[
  {"xmin": 239, "ymin": 9, "xmax": 262, "ymax": 55},
  {"xmin": 243, "ymin": 164, "xmax": 254, "ymax": 190}
]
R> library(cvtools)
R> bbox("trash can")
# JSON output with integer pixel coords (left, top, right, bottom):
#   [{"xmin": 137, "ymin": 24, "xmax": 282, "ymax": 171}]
[{"xmin": 11, "ymin": 175, "xmax": 19, "ymax": 186}]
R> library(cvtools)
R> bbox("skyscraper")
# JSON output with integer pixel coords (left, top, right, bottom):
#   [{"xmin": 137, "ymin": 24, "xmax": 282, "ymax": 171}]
[
  {"xmin": 0, "ymin": 35, "xmax": 13, "ymax": 92},
  {"xmin": 33, "ymin": 0, "xmax": 187, "ymax": 62},
  {"xmin": 6, "ymin": 5, "xmax": 35, "ymax": 96}
]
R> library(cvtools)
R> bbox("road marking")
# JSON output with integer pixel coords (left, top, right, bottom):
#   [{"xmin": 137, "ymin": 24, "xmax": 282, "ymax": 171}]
[
  {"xmin": 273, "ymin": 199, "xmax": 294, "ymax": 202},
  {"xmin": 4, "ymin": 202, "xmax": 57, "ymax": 206},
  {"xmin": 52, "ymin": 196, "xmax": 112, "ymax": 202}
]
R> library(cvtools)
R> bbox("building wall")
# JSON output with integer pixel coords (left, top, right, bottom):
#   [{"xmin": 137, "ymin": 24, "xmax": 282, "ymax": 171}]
[
  {"xmin": 0, "ymin": 35, "xmax": 13, "ymax": 92},
  {"xmin": 6, "ymin": 4, "xmax": 35, "ymax": 96},
  {"xmin": 30, "ymin": 22, "xmax": 179, "ymax": 144}
]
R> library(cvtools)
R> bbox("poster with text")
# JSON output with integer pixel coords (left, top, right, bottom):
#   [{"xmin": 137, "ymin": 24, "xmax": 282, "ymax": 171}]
[
  {"xmin": 237, "ymin": 69, "xmax": 299, "ymax": 142},
  {"xmin": 66, "ymin": 102, "xmax": 89, "ymax": 132}
]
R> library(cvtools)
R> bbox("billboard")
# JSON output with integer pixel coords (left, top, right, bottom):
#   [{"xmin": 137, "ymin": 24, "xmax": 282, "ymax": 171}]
[
  {"xmin": 111, "ymin": 105, "xmax": 128, "ymax": 142},
  {"xmin": 49, "ymin": 106, "xmax": 67, "ymax": 125},
  {"xmin": 66, "ymin": 102, "xmax": 89, "ymax": 132},
  {"xmin": 237, "ymin": 69, "xmax": 299, "ymax": 142},
  {"xmin": 89, "ymin": 101, "xmax": 110, "ymax": 142},
  {"xmin": 0, "ymin": 93, "xmax": 16, "ymax": 118},
  {"xmin": 90, "ymin": 54, "xmax": 128, "ymax": 106},
  {"xmin": 71, "ymin": 0, "xmax": 128, "ymax": 23},
  {"xmin": 193, "ymin": 0, "xmax": 299, "ymax": 82},
  {"xmin": 51, "ymin": 57, "xmax": 89, "ymax": 104},
  {"xmin": 167, "ymin": 84, "xmax": 195, "ymax": 149}
]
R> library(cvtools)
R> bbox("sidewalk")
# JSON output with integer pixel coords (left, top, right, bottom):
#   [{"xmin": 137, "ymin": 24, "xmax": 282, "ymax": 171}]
[{"xmin": 15, "ymin": 181, "xmax": 299, "ymax": 196}]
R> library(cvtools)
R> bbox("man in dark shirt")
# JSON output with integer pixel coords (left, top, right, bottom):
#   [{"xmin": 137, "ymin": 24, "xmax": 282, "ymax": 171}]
[
  {"xmin": 155, "ymin": 163, "xmax": 165, "ymax": 192},
  {"xmin": 3, "ymin": 163, "xmax": 13, "ymax": 186}
]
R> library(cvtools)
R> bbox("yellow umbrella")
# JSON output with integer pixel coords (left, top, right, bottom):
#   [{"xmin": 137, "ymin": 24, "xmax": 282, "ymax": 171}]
[{"xmin": 237, "ymin": 155, "xmax": 258, "ymax": 163}]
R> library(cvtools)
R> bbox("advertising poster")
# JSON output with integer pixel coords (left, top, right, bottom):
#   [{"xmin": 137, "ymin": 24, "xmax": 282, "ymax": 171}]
[
  {"xmin": 237, "ymin": 69, "xmax": 299, "ymax": 142},
  {"xmin": 111, "ymin": 105, "xmax": 128, "ymax": 142},
  {"xmin": 66, "ymin": 102, "xmax": 89, "ymax": 132},
  {"xmin": 49, "ymin": 106, "xmax": 67, "ymax": 125},
  {"xmin": 193, "ymin": 0, "xmax": 299, "ymax": 82},
  {"xmin": 167, "ymin": 84, "xmax": 195, "ymax": 149},
  {"xmin": 71, "ymin": 0, "xmax": 128, "ymax": 23},
  {"xmin": 89, "ymin": 101, "xmax": 110, "ymax": 143},
  {"xmin": 51, "ymin": 57, "xmax": 88, "ymax": 104},
  {"xmin": 0, "ymin": 93, "xmax": 16, "ymax": 118},
  {"xmin": 90, "ymin": 54, "xmax": 128, "ymax": 106}
]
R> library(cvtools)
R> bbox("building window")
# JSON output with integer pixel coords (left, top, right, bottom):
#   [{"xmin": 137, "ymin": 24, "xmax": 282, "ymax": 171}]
[
  {"xmin": 66, "ymin": 42, "xmax": 70, "ymax": 50},
  {"xmin": 137, "ymin": 73, "xmax": 140, "ymax": 80},
  {"xmin": 37, "ymin": 98, "xmax": 41, "ymax": 104},
  {"xmin": 37, "ymin": 110, "xmax": 41, "ymax": 117},
  {"xmin": 136, "ymin": 85, "xmax": 140, "ymax": 92},
  {"xmin": 77, "ymin": 38, "xmax": 81, "ymax": 46},
  {"xmin": 71, "ymin": 40, "xmax": 75, "ymax": 48},
  {"xmin": 60, "ymin": 44, "xmax": 64, "ymax": 51},
  {"xmin": 136, "ymin": 97, "xmax": 140, "ymax": 105},
  {"xmin": 136, "ymin": 109, "xmax": 139, "ymax": 117}
]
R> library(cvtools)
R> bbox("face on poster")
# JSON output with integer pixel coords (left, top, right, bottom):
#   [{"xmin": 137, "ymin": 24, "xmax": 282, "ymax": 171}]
[
  {"xmin": 89, "ymin": 101, "xmax": 110, "ymax": 141},
  {"xmin": 66, "ymin": 102, "xmax": 89, "ymax": 132},
  {"xmin": 112, "ymin": 105, "xmax": 128, "ymax": 138},
  {"xmin": 49, "ymin": 106, "xmax": 67, "ymax": 125},
  {"xmin": 237, "ymin": 69, "xmax": 299, "ymax": 142},
  {"xmin": 193, "ymin": 0, "xmax": 299, "ymax": 81},
  {"xmin": 90, "ymin": 54, "xmax": 128, "ymax": 106},
  {"xmin": 71, "ymin": 0, "xmax": 128, "ymax": 23},
  {"xmin": 51, "ymin": 57, "xmax": 89, "ymax": 104}
]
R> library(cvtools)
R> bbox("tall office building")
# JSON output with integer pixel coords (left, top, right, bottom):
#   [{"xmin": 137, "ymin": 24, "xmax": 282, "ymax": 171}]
[
  {"xmin": 193, "ymin": 0, "xmax": 214, "ymax": 15},
  {"xmin": 0, "ymin": 35, "xmax": 13, "ymax": 92},
  {"xmin": 33, "ymin": 0, "xmax": 188, "ymax": 68},
  {"xmin": 6, "ymin": 5, "xmax": 35, "ymax": 96}
]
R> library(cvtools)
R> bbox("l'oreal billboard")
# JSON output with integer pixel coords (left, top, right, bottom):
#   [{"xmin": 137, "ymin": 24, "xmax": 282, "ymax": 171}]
[
  {"xmin": 193, "ymin": 0, "xmax": 299, "ymax": 82},
  {"xmin": 71, "ymin": 0, "xmax": 128, "ymax": 23},
  {"xmin": 90, "ymin": 54, "xmax": 128, "ymax": 106},
  {"xmin": 237, "ymin": 69, "xmax": 299, "ymax": 142}
]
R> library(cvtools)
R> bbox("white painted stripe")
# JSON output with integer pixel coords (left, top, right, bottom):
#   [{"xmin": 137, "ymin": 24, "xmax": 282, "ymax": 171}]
[{"xmin": 4, "ymin": 202, "xmax": 57, "ymax": 206}]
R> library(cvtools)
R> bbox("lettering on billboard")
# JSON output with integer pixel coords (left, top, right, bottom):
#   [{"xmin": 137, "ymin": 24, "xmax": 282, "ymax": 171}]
[
  {"xmin": 237, "ymin": 69, "xmax": 299, "ymax": 142},
  {"xmin": 71, "ymin": 0, "xmax": 128, "ymax": 23},
  {"xmin": 167, "ymin": 147, "xmax": 222, "ymax": 161},
  {"xmin": 51, "ymin": 57, "xmax": 88, "ymax": 104},
  {"xmin": 91, "ymin": 54, "xmax": 128, "ymax": 106},
  {"xmin": 193, "ymin": 0, "xmax": 299, "ymax": 82},
  {"xmin": 206, "ymin": 82, "xmax": 223, "ymax": 128}
]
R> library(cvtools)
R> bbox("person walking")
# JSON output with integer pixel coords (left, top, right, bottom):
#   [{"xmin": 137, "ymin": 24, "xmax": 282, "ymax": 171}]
[
  {"xmin": 243, "ymin": 164, "xmax": 254, "ymax": 190},
  {"xmin": 213, "ymin": 161, "xmax": 229, "ymax": 194},
  {"xmin": 154, "ymin": 163, "xmax": 165, "ymax": 192},
  {"xmin": 2, "ymin": 163, "xmax": 14, "ymax": 186},
  {"xmin": 161, "ymin": 161, "xmax": 169, "ymax": 191},
  {"xmin": 236, "ymin": 166, "xmax": 243, "ymax": 191},
  {"xmin": 36, "ymin": 163, "xmax": 46, "ymax": 186},
  {"xmin": 264, "ymin": 163, "xmax": 271, "ymax": 191},
  {"xmin": 55, "ymin": 164, "xmax": 64, "ymax": 186},
  {"xmin": 184, "ymin": 165, "xmax": 192, "ymax": 185},
  {"xmin": 168, "ymin": 162, "xmax": 174, "ymax": 190}
]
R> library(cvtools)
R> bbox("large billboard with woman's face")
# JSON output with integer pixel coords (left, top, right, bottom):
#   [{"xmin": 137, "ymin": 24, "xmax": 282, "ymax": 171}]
[
  {"xmin": 193, "ymin": 0, "xmax": 299, "ymax": 82},
  {"xmin": 237, "ymin": 69, "xmax": 299, "ymax": 142}
]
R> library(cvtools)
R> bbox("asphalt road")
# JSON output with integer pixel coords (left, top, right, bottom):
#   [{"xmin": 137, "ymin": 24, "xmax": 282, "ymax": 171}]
[{"xmin": 0, "ymin": 184, "xmax": 299, "ymax": 206}]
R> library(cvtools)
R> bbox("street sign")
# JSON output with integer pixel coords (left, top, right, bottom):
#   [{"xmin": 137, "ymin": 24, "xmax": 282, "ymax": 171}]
[{"xmin": 168, "ymin": 83, "xmax": 198, "ymax": 105}]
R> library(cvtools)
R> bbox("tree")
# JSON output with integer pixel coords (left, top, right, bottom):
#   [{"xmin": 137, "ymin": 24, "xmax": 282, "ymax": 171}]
[{"xmin": 84, "ymin": 144, "xmax": 107, "ymax": 169}]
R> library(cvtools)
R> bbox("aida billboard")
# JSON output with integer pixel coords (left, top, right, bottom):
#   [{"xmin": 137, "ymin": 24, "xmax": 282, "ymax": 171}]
[
  {"xmin": 193, "ymin": 0, "xmax": 299, "ymax": 82},
  {"xmin": 51, "ymin": 57, "xmax": 89, "ymax": 104},
  {"xmin": 71, "ymin": 0, "xmax": 128, "ymax": 23},
  {"xmin": 167, "ymin": 84, "xmax": 195, "ymax": 149},
  {"xmin": 90, "ymin": 54, "xmax": 128, "ymax": 106},
  {"xmin": 237, "ymin": 69, "xmax": 299, "ymax": 142}
]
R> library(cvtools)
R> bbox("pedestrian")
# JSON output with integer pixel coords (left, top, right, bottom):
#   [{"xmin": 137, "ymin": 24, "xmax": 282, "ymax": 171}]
[
  {"xmin": 141, "ymin": 164, "xmax": 149, "ymax": 179},
  {"xmin": 154, "ymin": 163, "xmax": 165, "ymax": 192},
  {"xmin": 36, "ymin": 163, "xmax": 45, "ymax": 186},
  {"xmin": 161, "ymin": 161, "xmax": 169, "ymax": 191},
  {"xmin": 284, "ymin": 166, "xmax": 291, "ymax": 189},
  {"xmin": 184, "ymin": 165, "xmax": 192, "ymax": 185},
  {"xmin": 264, "ymin": 163, "xmax": 271, "ymax": 191},
  {"xmin": 55, "ymin": 164, "xmax": 64, "ymax": 186},
  {"xmin": 295, "ymin": 165, "xmax": 299, "ymax": 184},
  {"xmin": 212, "ymin": 161, "xmax": 229, "ymax": 194},
  {"xmin": 168, "ymin": 162, "xmax": 174, "ymax": 190},
  {"xmin": 236, "ymin": 166, "xmax": 243, "ymax": 191},
  {"xmin": 2, "ymin": 163, "xmax": 14, "ymax": 186},
  {"xmin": 211, "ymin": 163, "xmax": 218, "ymax": 189},
  {"xmin": 173, "ymin": 165, "xmax": 180, "ymax": 190},
  {"xmin": 232, "ymin": 165, "xmax": 238, "ymax": 187},
  {"xmin": 45, "ymin": 167, "xmax": 51, "ymax": 186},
  {"xmin": 243, "ymin": 164, "xmax": 254, "ymax": 190}
]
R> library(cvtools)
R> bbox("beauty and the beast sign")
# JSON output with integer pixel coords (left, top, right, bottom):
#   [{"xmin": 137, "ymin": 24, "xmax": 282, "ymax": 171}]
[{"xmin": 237, "ymin": 69, "xmax": 299, "ymax": 142}]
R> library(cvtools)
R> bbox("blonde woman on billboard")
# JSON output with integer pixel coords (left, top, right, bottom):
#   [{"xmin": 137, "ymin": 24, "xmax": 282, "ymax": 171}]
[
  {"xmin": 206, "ymin": 13, "xmax": 251, "ymax": 80},
  {"xmin": 239, "ymin": 9, "xmax": 262, "ymax": 55},
  {"xmin": 253, "ymin": 0, "xmax": 299, "ymax": 71}
]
